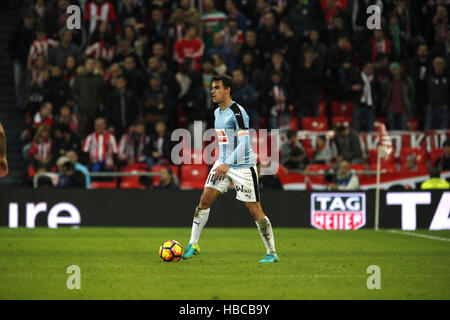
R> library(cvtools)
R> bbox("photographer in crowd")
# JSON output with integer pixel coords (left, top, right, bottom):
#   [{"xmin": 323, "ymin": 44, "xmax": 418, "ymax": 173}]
[
  {"xmin": 328, "ymin": 160, "xmax": 360, "ymax": 191},
  {"xmin": 56, "ymin": 156, "xmax": 86, "ymax": 188}
]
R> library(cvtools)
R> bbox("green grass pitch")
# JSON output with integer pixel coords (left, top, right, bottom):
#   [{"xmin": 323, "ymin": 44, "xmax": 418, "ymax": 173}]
[{"xmin": 0, "ymin": 227, "xmax": 449, "ymax": 300}]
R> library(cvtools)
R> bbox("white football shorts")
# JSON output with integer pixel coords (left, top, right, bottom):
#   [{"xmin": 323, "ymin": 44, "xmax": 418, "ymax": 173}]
[{"xmin": 204, "ymin": 161, "xmax": 260, "ymax": 202}]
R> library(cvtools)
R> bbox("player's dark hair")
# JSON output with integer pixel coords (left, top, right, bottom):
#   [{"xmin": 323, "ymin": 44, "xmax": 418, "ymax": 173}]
[{"xmin": 212, "ymin": 74, "xmax": 233, "ymax": 91}]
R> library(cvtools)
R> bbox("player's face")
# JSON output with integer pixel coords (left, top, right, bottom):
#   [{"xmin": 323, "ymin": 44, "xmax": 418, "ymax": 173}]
[{"xmin": 211, "ymin": 81, "xmax": 229, "ymax": 104}]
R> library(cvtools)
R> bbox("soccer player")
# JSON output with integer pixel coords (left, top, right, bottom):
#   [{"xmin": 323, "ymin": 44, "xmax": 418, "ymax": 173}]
[
  {"xmin": 182, "ymin": 74, "xmax": 279, "ymax": 263},
  {"xmin": 0, "ymin": 123, "xmax": 8, "ymax": 178}
]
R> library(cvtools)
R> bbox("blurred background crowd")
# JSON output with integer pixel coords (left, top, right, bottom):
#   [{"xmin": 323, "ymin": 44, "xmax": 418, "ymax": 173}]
[{"xmin": 6, "ymin": 0, "xmax": 450, "ymax": 189}]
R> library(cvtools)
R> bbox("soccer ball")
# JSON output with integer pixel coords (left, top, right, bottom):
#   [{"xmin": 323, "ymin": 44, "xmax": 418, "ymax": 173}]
[{"xmin": 159, "ymin": 240, "xmax": 183, "ymax": 262}]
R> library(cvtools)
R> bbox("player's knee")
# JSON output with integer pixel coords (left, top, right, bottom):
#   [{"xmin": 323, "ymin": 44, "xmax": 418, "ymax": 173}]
[{"xmin": 199, "ymin": 192, "xmax": 214, "ymax": 208}]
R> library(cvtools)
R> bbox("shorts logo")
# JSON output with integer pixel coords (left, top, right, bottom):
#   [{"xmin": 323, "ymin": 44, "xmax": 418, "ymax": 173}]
[
  {"xmin": 215, "ymin": 129, "xmax": 229, "ymax": 145},
  {"xmin": 311, "ymin": 193, "xmax": 366, "ymax": 230},
  {"xmin": 236, "ymin": 184, "xmax": 252, "ymax": 194}
]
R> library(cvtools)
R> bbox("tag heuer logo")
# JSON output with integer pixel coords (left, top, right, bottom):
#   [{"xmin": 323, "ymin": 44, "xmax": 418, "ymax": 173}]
[{"xmin": 310, "ymin": 193, "xmax": 366, "ymax": 230}]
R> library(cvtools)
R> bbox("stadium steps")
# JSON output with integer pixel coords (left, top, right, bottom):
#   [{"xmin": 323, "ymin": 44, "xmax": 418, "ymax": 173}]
[{"xmin": 0, "ymin": 9, "xmax": 26, "ymax": 187}]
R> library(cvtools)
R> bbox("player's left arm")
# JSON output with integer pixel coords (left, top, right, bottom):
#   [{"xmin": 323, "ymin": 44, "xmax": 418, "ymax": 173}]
[{"xmin": 0, "ymin": 123, "xmax": 9, "ymax": 178}]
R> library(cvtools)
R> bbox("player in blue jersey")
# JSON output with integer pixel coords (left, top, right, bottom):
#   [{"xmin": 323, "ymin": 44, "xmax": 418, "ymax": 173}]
[{"xmin": 182, "ymin": 74, "xmax": 278, "ymax": 263}]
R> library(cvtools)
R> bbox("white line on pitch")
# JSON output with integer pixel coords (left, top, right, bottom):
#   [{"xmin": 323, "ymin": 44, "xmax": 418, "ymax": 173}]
[{"xmin": 386, "ymin": 230, "xmax": 450, "ymax": 242}]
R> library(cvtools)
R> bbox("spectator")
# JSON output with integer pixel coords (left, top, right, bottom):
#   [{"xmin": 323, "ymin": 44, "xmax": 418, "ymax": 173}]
[
  {"xmin": 84, "ymin": 21, "xmax": 116, "ymax": 62},
  {"xmin": 328, "ymin": 34, "xmax": 354, "ymax": 101},
  {"xmin": 362, "ymin": 29, "xmax": 393, "ymax": 64},
  {"xmin": 208, "ymin": 32, "xmax": 235, "ymax": 71},
  {"xmin": 211, "ymin": 53, "xmax": 227, "ymax": 74},
  {"xmin": 148, "ymin": 120, "xmax": 172, "ymax": 167},
  {"xmin": 332, "ymin": 125, "xmax": 364, "ymax": 164},
  {"xmin": 146, "ymin": 7, "xmax": 170, "ymax": 51},
  {"xmin": 66, "ymin": 150, "xmax": 91, "ymax": 189},
  {"xmin": 296, "ymin": 49, "xmax": 322, "ymax": 122},
  {"xmin": 240, "ymin": 29, "xmax": 263, "ymax": 69},
  {"xmin": 28, "ymin": 124, "xmax": 53, "ymax": 171},
  {"xmin": 52, "ymin": 124, "xmax": 81, "ymax": 160},
  {"xmin": 311, "ymin": 135, "xmax": 333, "ymax": 164},
  {"xmin": 374, "ymin": 53, "xmax": 390, "ymax": 85},
  {"xmin": 54, "ymin": 104, "xmax": 79, "ymax": 134},
  {"xmin": 118, "ymin": 122, "xmax": 151, "ymax": 166},
  {"xmin": 48, "ymin": 27, "xmax": 81, "ymax": 68},
  {"xmin": 201, "ymin": 58, "xmax": 217, "ymax": 116},
  {"xmin": 173, "ymin": 24, "xmax": 204, "ymax": 71},
  {"xmin": 284, "ymin": 146, "xmax": 309, "ymax": 173},
  {"xmin": 143, "ymin": 73, "xmax": 172, "ymax": 126},
  {"xmin": 261, "ymin": 71, "xmax": 292, "ymax": 130},
  {"xmin": 277, "ymin": 19, "xmax": 301, "ymax": 71},
  {"xmin": 8, "ymin": 10, "xmax": 36, "ymax": 108},
  {"xmin": 155, "ymin": 167, "xmax": 179, "ymax": 189},
  {"xmin": 280, "ymin": 130, "xmax": 304, "ymax": 165},
  {"xmin": 434, "ymin": 139, "xmax": 450, "ymax": 171},
  {"xmin": 263, "ymin": 49, "xmax": 291, "ymax": 87},
  {"xmin": 122, "ymin": 55, "xmax": 146, "ymax": 96},
  {"xmin": 179, "ymin": 0, "xmax": 204, "ymax": 39},
  {"xmin": 84, "ymin": 0, "xmax": 117, "ymax": 35},
  {"xmin": 382, "ymin": 62, "xmax": 415, "ymax": 131},
  {"xmin": 349, "ymin": 62, "xmax": 381, "ymax": 132},
  {"xmin": 44, "ymin": 65, "xmax": 70, "ymax": 110},
  {"xmin": 407, "ymin": 44, "xmax": 431, "ymax": 117},
  {"xmin": 105, "ymin": 75, "xmax": 141, "ymax": 138},
  {"xmin": 329, "ymin": 160, "xmax": 360, "ymax": 190},
  {"xmin": 224, "ymin": 0, "xmax": 247, "ymax": 32},
  {"xmin": 239, "ymin": 51, "xmax": 264, "ymax": 96},
  {"xmin": 23, "ymin": 54, "xmax": 50, "ymax": 113},
  {"xmin": 201, "ymin": 0, "xmax": 227, "ymax": 49},
  {"xmin": 32, "ymin": 102, "xmax": 54, "ymax": 133},
  {"xmin": 420, "ymin": 168, "xmax": 450, "ymax": 190},
  {"xmin": 56, "ymin": 156, "xmax": 86, "ymax": 188},
  {"xmin": 257, "ymin": 162, "xmax": 282, "ymax": 190},
  {"xmin": 63, "ymin": 55, "xmax": 78, "ymax": 89},
  {"xmin": 82, "ymin": 117, "xmax": 118, "ymax": 172},
  {"xmin": 72, "ymin": 57, "xmax": 105, "ymax": 138},
  {"xmin": 301, "ymin": 28, "xmax": 327, "ymax": 77},
  {"xmin": 257, "ymin": 11, "xmax": 280, "ymax": 65},
  {"xmin": 425, "ymin": 57, "xmax": 449, "ymax": 130},
  {"xmin": 220, "ymin": 18, "xmax": 244, "ymax": 56},
  {"xmin": 231, "ymin": 68, "xmax": 257, "ymax": 129},
  {"xmin": 27, "ymin": 25, "xmax": 58, "ymax": 68}
]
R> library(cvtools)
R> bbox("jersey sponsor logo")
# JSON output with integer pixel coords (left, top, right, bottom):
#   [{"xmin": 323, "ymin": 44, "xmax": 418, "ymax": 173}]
[
  {"xmin": 310, "ymin": 193, "xmax": 366, "ymax": 230},
  {"xmin": 215, "ymin": 129, "xmax": 229, "ymax": 145}
]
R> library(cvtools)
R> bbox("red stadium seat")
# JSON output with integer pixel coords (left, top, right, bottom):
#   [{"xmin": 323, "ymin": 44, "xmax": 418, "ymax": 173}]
[
  {"xmin": 306, "ymin": 164, "xmax": 332, "ymax": 172},
  {"xmin": 430, "ymin": 149, "xmax": 444, "ymax": 167},
  {"xmin": 368, "ymin": 149, "xmax": 396, "ymax": 164},
  {"xmin": 90, "ymin": 179, "xmax": 117, "ymax": 189},
  {"xmin": 305, "ymin": 148, "xmax": 316, "ymax": 160},
  {"xmin": 331, "ymin": 100, "xmax": 354, "ymax": 117},
  {"xmin": 180, "ymin": 164, "xmax": 209, "ymax": 189},
  {"xmin": 369, "ymin": 163, "xmax": 398, "ymax": 173},
  {"xmin": 331, "ymin": 116, "xmax": 352, "ymax": 129},
  {"xmin": 301, "ymin": 117, "xmax": 328, "ymax": 131},
  {"xmin": 289, "ymin": 117, "xmax": 298, "ymax": 131},
  {"xmin": 407, "ymin": 117, "xmax": 419, "ymax": 131},
  {"xmin": 399, "ymin": 148, "xmax": 428, "ymax": 165},
  {"xmin": 151, "ymin": 165, "xmax": 179, "ymax": 186},
  {"xmin": 350, "ymin": 164, "xmax": 367, "ymax": 172},
  {"xmin": 120, "ymin": 167, "xmax": 148, "ymax": 189}
]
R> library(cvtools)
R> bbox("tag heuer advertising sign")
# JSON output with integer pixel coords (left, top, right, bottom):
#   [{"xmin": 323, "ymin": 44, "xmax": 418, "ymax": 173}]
[{"xmin": 311, "ymin": 193, "xmax": 366, "ymax": 230}]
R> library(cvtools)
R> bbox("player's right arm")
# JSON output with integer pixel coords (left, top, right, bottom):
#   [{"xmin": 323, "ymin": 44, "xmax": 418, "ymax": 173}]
[{"xmin": 0, "ymin": 123, "xmax": 8, "ymax": 178}]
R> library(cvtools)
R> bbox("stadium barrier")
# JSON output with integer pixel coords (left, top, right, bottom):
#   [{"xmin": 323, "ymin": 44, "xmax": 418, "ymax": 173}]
[{"xmin": 1, "ymin": 189, "xmax": 448, "ymax": 230}]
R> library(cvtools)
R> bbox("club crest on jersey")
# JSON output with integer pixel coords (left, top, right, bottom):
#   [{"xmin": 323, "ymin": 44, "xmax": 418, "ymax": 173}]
[
  {"xmin": 215, "ymin": 129, "xmax": 229, "ymax": 145},
  {"xmin": 310, "ymin": 193, "xmax": 366, "ymax": 230}
]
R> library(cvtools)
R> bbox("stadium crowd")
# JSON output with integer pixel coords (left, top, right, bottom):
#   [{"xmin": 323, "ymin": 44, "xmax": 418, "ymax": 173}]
[{"xmin": 7, "ymin": 0, "xmax": 450, "ymax": 189}]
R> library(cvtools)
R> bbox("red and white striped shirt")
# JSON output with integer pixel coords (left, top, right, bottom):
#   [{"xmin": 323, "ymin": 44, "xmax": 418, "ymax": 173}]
[
  {"xmin": 84, "ymin": 1, "xmax": 117, "ymax": 34},
  {"xmin": 220, "ymin": 29, "xmax": 244, "ymax": 50},
  {"xmin": 28, "ymin": 38, "xmax": 58, "ymax": 66},
  {"xmin": 29, "ymin": 138, "xmax": 53, "ymax": 161},
  {"xmin": 82, "ymin": 131, "xmax": 118, "ymax": 168},
  {"xmin": 84, "ymin": 41, "xmax": 116, "ymax": 61},
  {"xmin": 118, "ymin": 133, "xmax": 149, "ymax": 163}
]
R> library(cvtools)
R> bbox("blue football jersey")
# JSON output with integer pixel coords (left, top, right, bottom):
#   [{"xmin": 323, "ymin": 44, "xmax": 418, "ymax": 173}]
[{"xmin": 214, "ymin": 101, "xmax": 256, "ymax": 169}]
